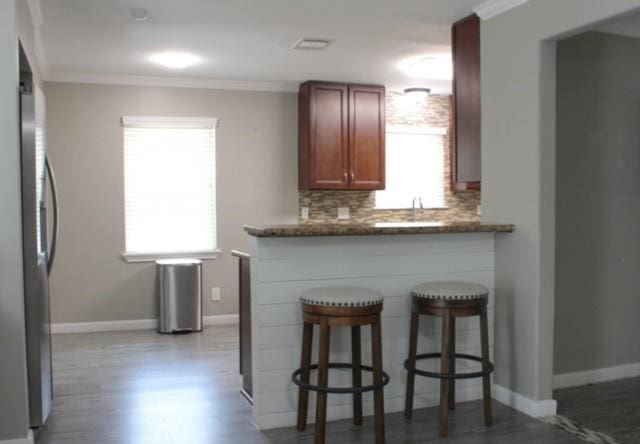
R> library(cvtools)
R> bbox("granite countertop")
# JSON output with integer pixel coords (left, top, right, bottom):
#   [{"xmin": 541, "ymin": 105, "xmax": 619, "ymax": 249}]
[{"xmin": 243, "ymin": 221, "xmax": 514, "ymax": 237}]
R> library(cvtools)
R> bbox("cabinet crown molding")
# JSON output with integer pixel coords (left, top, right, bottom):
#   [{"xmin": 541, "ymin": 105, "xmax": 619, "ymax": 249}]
[{"xmin": 473, "ymin": 0, "xmax": 529, "ymax": 20}]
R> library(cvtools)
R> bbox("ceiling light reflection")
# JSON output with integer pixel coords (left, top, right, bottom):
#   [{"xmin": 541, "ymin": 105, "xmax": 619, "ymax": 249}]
[{"xmin": 150, "ymin": 52, "xmax": 201, "ymax": 69}]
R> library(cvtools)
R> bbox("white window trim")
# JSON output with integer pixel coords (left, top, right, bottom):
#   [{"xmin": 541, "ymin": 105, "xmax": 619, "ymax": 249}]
[
  {"xmin": 121, "ymin": 116, "xmax": 219, "ymax": 129},
  {"xmin": 376, "ymin": 203, "xmax": 449, "ymax": 210},
  {"xmin": 374, "ymin": 125, "xmax": 449, "ymax": 210},
  {"xmin": 386, "ymin": 125, "xmax": 448, "ymax": 136},
  {"xmin": 121, "ymin": 116, "xmax": 219, "ymax": 262},
  {"xmin": 122, "ymin": 250, "xmax": 221, "ymax": 263}
]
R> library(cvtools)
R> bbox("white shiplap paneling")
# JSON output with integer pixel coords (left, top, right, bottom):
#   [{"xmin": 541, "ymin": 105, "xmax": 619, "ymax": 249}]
[{"xmin": 249, "ymin": 233, "xmax": 495, "ymax": 430}]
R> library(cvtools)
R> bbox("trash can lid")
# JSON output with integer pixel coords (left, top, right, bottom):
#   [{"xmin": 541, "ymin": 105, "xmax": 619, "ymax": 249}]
[{"xmin": 156, "ymin": 258, "xmax": 202, "ymax": 266}]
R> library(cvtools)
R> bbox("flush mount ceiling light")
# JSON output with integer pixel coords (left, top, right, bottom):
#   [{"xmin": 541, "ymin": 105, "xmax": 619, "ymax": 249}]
[
  {"xmin": 292, "ymin": 38, "xmax": 334, "ymax": 50},
  {"xmin": 399, "ymin": 87, "xmax": 431, "ymax": 111},
  {"xmin": 149, "ymin": 52, "xmax": 201, "ymax": 69},
  {"xmin": 404, "ymin": 87, "xmax": 432, "ymax": 95},
  {"xmin": 403, "ymin": 57, "xmax": 452, "ymax": 80}
]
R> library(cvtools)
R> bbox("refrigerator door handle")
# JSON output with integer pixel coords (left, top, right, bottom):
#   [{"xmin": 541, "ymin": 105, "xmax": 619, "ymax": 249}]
[{"xmin": 45, "ymin": 156, "xmax": 59, "ymax": 275}]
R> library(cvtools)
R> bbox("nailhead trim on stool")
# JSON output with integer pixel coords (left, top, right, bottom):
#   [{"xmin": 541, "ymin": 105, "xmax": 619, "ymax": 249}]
[
  {"xmin": 301, "ymin": 286, "xmax": 385, "ymax": 307},
  {"xmin": 411, "ymin": 281, "xmax": 489, "ymax": 301}
]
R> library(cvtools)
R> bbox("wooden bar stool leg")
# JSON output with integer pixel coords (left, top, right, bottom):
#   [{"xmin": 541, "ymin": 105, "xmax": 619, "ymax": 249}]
[
  {"xmin": 480, "ymin": 304, "xmax": 493, "ymax": 426},
  {"xmin": 371, "ymin": 316, "xmax": 386, "ymax": 444},
  {"xmin": 439, "ymin": 310, "xmax": 452, "ymax": 437},
  {"xmin": 297, "ymin": 321, "xmax": 313, "ymax": 431},
  {"xmin": 315, "ymin": 317, "xmax": 331, "ymax": 444},
  {"xmin": 404, "ymin": 310, "xmax": 419, "ymax": 419},
  {"xmin": 351, "ymin": 326, "xmax": 363, "ymax": 426},
  {"xmin": 449, "ymin": 317, "xmax": 456, "ymax": 410}
]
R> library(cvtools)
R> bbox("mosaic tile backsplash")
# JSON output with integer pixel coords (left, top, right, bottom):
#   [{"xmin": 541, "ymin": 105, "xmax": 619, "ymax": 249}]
[{"xmin": 298, "ymin": 93, "xmax": 481, "ymax": 223}]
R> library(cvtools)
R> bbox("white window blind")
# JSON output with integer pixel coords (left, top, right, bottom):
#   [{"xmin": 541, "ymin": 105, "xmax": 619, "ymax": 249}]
[
  {"xmin": 122, "ymin": 116, "xmax": 218, "ymax": 260},
  {"xmin": 375, "ymin": 126, "xmax": 446, "ymax": 209}
]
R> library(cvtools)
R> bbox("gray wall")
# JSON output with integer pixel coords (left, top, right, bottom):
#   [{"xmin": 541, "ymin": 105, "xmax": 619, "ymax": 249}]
[
  {"xmin": 0, "ymin": 0, "xmax": 37, "ymax": 440},
  {"xmin": 555, "ymin": 32, "xmax": 640, "ymax": 375},
  {"xmin": 481, "ymin": 0, "xmax": 640, "ymax": 402},
  {"xmin": 45, "ymin": 83, "xmax": 298, "ymax": 324}
]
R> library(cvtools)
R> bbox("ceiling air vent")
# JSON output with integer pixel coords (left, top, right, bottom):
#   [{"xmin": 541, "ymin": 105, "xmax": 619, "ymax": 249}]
[{"xmin": 292, "ymin": 38, "xmax": 334, "ymax": 50}]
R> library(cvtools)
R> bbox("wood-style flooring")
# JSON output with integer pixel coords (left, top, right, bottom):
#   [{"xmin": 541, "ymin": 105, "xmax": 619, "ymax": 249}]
[
  {"xmin": 37, "ymin": 325, "xmax": 584, "ymax": 443},
  {"xmin": 555, "ymin": 376, "xmax": 640, "ymax": 444}
]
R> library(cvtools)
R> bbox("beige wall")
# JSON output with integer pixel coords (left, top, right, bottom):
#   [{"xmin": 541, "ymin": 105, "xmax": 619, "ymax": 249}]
[{"xmin": 45, "ymin": 82, "xmax": 298, "ymax": 323}]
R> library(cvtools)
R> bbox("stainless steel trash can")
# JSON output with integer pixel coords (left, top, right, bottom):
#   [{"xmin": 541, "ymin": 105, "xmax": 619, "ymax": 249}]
[{"xmin": 156, "ymin": 259, "xmax": 203, "ymax": 333}]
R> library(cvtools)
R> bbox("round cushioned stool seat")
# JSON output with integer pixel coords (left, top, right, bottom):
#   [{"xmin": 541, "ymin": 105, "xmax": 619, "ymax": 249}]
[
  {"xmin": 411, "ymin": 281, "xmax": 489, "ymax": 301},
  {"xmin": 301, "ymin": 286, "xmax": 384, "ymax": 307}
]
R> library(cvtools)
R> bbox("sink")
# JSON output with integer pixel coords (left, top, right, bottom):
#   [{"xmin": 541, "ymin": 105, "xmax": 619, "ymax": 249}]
[{"xmin": 374, "ymin": 221, "xmax": 445, "ymax": 228}]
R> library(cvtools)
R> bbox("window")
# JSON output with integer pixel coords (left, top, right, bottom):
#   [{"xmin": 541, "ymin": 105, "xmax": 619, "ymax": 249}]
[
  {"xmin": 121, "ymin": 116, "xmax": 218, "ymax": 261},
  {"xmin": 375, "ymin": 126, "xmax": 447, "ymax": 209}
]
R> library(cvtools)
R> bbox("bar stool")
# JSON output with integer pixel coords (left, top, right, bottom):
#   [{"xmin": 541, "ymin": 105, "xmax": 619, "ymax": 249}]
[
  {"xmin": 403, "ymin": 281, "xmax": 493, "ymax": 437},
  {"xmin": 292, "ymin": 286, "xmax": 389, "ymax": 444}
]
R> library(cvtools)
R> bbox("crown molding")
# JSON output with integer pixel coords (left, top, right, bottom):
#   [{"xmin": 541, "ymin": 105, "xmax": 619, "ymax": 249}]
[
  {"xmin": 33, "ymin": 31, "xmax": 49, "ymax": 79},
  {"xmin": 46, "ymin": 72, "xmax": 299, "ymax": 93},
  {"xmin": 473, "ymin": 0, "xmax": 529, "ymax": 20},
  {"xmin": 25, "ymin": 0, "xmax": 49, "ymax": 79}
]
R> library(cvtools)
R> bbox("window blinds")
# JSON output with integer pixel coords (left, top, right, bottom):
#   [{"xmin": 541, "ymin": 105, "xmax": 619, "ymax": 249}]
[{"xmin": 122, "ymin": 116, "xmax": 218, "ymax": 256}]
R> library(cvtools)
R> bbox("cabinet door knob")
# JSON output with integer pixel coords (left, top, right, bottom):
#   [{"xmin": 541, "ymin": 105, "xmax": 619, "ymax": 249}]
[
  {"xmin": 344, "ymin": 171, "xmax": 348, "ymax": 182},
  {"xmin": 350, "ymin": 171, "xmax": 355, "ymax": 182}
]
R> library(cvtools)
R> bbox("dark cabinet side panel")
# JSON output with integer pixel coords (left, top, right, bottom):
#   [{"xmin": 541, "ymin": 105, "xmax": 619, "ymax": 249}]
[
  {"xmin": 452, "ymin": 14, "xmax": 481, "ymax": 190},
  {"xmin": 232, "ymin": 250, "xmax": 252, "ymax": 403},
  {"xmin": 349, "ymin": 85, "xmax": 385, "ymax": 189}
]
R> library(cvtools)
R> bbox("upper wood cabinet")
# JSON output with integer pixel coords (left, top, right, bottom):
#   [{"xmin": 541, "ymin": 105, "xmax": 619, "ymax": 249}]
[
  {"xmin": 451, "ymin": 14, "xmax": 481, "ymax": 191},
  {"xmin": 299, "ymin": 81, "xmax": 385, "ymax": 190}
]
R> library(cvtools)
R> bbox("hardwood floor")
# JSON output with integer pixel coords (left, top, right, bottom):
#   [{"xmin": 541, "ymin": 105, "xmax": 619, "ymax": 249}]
[
  {"xmin": 555, "ymin": 376, "xmax": 640, "ymax": 443},
  {"xmin": 38, "ymin": 325, "xmax": 581, "ymax": 443}
]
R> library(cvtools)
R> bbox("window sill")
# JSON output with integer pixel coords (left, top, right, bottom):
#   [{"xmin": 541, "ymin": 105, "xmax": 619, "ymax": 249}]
[
  {"xmin": 374, "ymin": 206, "xmax": 449, "ymax": 211},
  {"xmin": 122, "ymin": 250, "xmax": 221, "ymax": 263}
]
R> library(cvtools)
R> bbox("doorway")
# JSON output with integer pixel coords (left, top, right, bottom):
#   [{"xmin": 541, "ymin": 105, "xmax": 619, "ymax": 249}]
[{"xmin": 553, "ymin": 13, "xmax": 640, "ymax": 443}]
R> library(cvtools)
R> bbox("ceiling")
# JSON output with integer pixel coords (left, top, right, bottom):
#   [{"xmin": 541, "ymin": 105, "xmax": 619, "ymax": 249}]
[
  {"xmin": 593, "ymin": 10, "xmax": 640, "ymax": 39},
  {"xmin": 38, "ymin": 0, "xmax": 489, "ymax": 93}
]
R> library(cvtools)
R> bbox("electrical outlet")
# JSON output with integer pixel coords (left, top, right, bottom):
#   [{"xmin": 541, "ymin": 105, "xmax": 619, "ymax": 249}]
[
  {"xmin": 476, "ymin": 205, "xmax": 482, "ymax": 216},
  {"xmin": 337, "ymin": 207, "xmax": 350, "ymax": 220},
  {"xmin": 300, "ymin": 206, "xmax": 309, "ymax": 220},
  {"xmin": 210, "ymin": 287, "xmax": 221, "ymax": 302}
]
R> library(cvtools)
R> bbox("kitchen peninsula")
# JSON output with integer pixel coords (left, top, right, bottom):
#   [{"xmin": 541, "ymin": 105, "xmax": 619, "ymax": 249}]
[{"xmin": 242, "ymin": 221, "xmax": 512, "ymax": 430}]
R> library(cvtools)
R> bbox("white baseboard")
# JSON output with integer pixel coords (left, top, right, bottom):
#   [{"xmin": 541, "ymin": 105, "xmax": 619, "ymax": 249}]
[
  {"xmin": 51, "ymin": 314, "xmax": 239, "ymax": 334},
  {"xmin": 255, "ymin": 386, "xmax": 483, "ymax": 430},
  {"xmin": 553, "ymin": 362, "xmax": 640, "ymax": 389},
  {"xmin": 492, "ymin": 384, "xmax": 557, "ymax": 417},
  {"xmin": 0, "ymin": 430, "xmax": 34, "ymax": 444}
]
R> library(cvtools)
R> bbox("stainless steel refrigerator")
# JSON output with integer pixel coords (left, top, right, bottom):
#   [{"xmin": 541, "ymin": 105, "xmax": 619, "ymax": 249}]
[{"xmin": 19, "ymin": 43, "xmax": 59, "ymax": 429}]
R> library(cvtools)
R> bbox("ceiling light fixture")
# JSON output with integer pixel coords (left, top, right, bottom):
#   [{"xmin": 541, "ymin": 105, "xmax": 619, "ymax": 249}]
[
  {"xmin": 149, "ymin": 52, "xmax": 201, "ymax": 69},
  {"xmin": 397, "ymin": 87, "xmax": 431, "ymax": 112},
  {"xmin": 404, "ymin": 87, "xmax": 432, "ymax": 95},
  {"xmin": 292, "ymin": 38, "xmax": 334, "ymax": 50},
  {"xmin": 403, "ymin": 57, "xmax": 452, "ymax": 80}
]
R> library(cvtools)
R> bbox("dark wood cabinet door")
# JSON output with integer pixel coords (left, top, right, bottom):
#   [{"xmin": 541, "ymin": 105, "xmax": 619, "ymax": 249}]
[
  {"xmin": 301, "ymin": 82, "xmax": 349, "ymax": 189},
  {"xmin": 451, "ymin": 14, "xmax": 481, "ymax": 190},
  {"xmin": 349, "ymin": 85, "xmax": 386, "ymax": 190}
]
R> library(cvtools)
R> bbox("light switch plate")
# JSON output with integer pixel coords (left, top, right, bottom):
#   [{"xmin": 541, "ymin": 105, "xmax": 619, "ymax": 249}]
[
  {"xmin": 338, "ymin": 207, "xmax": 350, "ymax": 220},
  {"xmin": 300, "ymin": 206, "xmax": 309, "ymax": 220},
  {"xmin": 210, "ymin": 287, "xmax": 221, "ymax": 302}
]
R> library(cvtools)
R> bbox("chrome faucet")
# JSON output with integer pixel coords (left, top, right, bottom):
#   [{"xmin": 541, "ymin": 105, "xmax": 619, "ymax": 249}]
[{"xmin": 411, "ymin": 197, "xmax": 423, "ymax": 221}]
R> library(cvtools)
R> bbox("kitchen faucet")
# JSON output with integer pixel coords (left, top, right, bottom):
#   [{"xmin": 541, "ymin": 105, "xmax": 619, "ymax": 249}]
[{"xmin": 411, "ymin": 197, "xmax": 423, "ymax": 221}]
